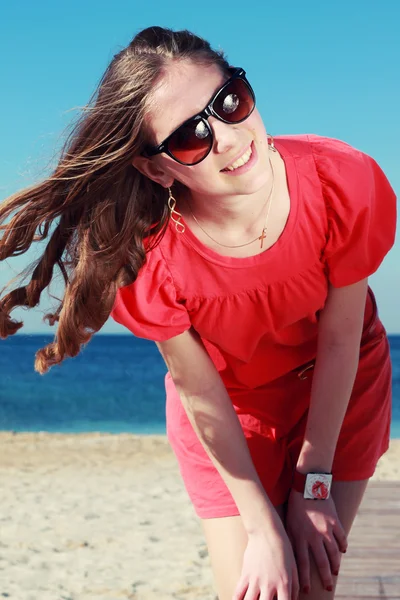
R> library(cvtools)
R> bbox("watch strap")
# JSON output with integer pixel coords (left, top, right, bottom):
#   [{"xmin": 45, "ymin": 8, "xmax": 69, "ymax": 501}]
[{"xmin": 291, "ymin": 470, "xmax": 308, "ymax": 493}]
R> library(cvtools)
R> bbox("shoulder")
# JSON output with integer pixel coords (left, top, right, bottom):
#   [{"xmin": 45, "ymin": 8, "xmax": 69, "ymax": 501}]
[
  {"xmin": 138, "ymin": 223, "xmax": 177, "ymax": 278},
  {"xmin": 275, "ymin": 133, "xmax": 383, "ymax": 216},
  {"xmin": 274, "ymin": 134, "xmax": 396, "ymax": 287},
  {"xmin": 307, "ymin": 135, "xmax": 396, "ymax": 217},
  {"xmin": 309, "ymin": 137, "xmax": 397, "ymax": 287},
  {"xmin": 111, "ymin": 228, "xmax": 191, "ymax": 341},
  {"xmin": 275, "ymin": 133, "xmax": 366, "ymax": 168},
  {"xmin": 275, "ymin": 133, "xmax": 374, "ymax": 190},
  {"xmin": 277, "ymin": 134, "xmax": 395, "ymax": 209},
  {"xmin": 306, "ymin": 134, "xmax": 373, "ymax": 186}
]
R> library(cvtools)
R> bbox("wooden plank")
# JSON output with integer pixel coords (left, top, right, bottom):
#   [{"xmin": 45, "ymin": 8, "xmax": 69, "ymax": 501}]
[
  {"xmin": 335, "ymin": 482, "xmax": 400, "ymax": 597},
  {"xmin": 336, "ymin": 576, "xmax": 400, "ymax": 591}
]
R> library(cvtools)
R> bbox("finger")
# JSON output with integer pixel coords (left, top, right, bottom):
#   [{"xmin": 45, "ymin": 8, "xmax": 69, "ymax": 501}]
[
  {"xmin": 333, "ymin": 521, "xmax": 348, "ymax": 553},
  {"xmin": 286, "ymin": 529, "xmax": 294, "ymax": 548},
  {"xmin": 324, "ymin": 537, "xmax": 342, "ymax": 577},
  {"xmin": 293, "ymin": 541, "xmax": 310, "ymax": 593},
  {"xmin": 311, "ymin": 539, "xmax": 334, "ymax": 591},
  {"xmin": 291, "ymin": 565, "xmax": 300, "ymax": 600},
  {"xmin": 277, "ymin": 580, "xmax": 292, "ymax": 600},
  {"xmin": 242, "ymin": 583, "xmax": 261, "ymax": 600},
  {"xmin": 232, "ymin": 578, "xmax": 248, "ymax": 600}
]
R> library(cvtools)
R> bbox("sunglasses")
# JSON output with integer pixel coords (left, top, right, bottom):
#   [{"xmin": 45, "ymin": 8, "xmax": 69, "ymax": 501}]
[{"xmin": 142, "ymin": 67, "xmax": 256, "ymax": 166}]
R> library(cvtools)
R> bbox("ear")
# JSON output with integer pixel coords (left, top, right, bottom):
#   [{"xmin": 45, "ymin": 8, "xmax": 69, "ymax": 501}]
[{"xmin": 132, "ymin": 155, "xmax": 175, "ymax": 188}]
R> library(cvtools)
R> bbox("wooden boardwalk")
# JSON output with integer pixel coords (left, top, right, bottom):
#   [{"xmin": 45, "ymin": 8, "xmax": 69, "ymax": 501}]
[{"xmin": 335, "ymin": 482, "xmax": 400, "ymax": 599}]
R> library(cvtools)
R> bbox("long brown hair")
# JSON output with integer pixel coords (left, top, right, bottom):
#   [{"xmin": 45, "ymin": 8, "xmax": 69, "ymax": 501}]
[{"xmin": 0, "ymin": 26, "xmax": 229, "ymax": 374}]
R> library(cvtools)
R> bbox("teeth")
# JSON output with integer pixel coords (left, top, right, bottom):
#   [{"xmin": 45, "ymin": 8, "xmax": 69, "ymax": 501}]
[{"xmin": 224, "ymin": 146, "xmax": 252, "ymax": 171}]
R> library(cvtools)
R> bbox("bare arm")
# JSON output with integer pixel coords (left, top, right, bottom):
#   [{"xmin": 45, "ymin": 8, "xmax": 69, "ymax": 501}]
[
  {"xmin": 157, "ymin": 328, "xmax": 283, "ymax": 534},
  {"xmin": 296, "ymin": 278, "xmax": 369, "ymax": 473}
]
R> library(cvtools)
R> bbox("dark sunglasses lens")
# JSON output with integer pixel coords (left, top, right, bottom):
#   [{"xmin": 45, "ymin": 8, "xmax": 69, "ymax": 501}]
[
  {"xmin": 214, "ymin": 78, "xmax": 254, "ymax": 123},
  {"xmin": 168, "ymin": 119, "xmax": 212, "ymax": 164}
]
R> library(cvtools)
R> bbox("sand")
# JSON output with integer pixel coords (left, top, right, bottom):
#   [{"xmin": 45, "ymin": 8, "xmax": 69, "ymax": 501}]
[{"xmin": 0, "ymin": 432, "xmax": 399, "ymax": 600}]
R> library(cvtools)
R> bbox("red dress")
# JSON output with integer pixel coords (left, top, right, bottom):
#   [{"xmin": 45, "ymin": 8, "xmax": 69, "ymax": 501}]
[{"xmin": 111, "ymin": 134, "xmax": 397, "ymax": 518}]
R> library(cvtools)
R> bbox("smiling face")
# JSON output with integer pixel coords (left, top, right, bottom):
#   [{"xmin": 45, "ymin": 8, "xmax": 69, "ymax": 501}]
[{"xmin": 133, "ymin": 60, "xmax": 272, "ymax": 202}]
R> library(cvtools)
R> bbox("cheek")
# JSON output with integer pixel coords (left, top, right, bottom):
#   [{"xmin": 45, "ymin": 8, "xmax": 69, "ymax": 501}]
[
  {"xmin": 152, "ymin": 156, "xmax": 195, "ymax": 188},
  {"xmin": 166, "ymin": 155, "xmax": 214, "ymax": 187},
  {"xmin": 172, "ymin": 163, "xmax": 221, "ymax": 194},
  {"xmin": 247, "ymin": 111, "xmax": 267, "ymax": 138},
  {"xmin": 178, "ymin": 170, "xmax": 213, "ymax": 191},
  {"xmin": 168, "ymin": 163, "xmax": 200, "ymax": 187}
]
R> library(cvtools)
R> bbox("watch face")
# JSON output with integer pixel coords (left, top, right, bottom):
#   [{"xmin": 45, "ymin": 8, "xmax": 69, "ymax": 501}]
[{"xmin": 305, "ymin": 474, "xmax": 332, "ymax": 499}]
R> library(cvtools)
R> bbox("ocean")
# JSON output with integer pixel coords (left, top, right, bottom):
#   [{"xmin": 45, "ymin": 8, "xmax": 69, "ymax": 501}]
[{"xmin": 1, "ymin": 334, "xmax": 400, "ymax": 438}]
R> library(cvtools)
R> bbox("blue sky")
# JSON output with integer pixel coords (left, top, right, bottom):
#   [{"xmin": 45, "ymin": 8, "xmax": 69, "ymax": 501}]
[{"xmin": 1, "ymin": 0, "xmax": 399, "ymax": 333}]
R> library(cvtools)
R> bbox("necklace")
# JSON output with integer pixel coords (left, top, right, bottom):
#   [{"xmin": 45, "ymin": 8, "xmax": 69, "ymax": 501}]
[{"xmin": 187, "ymin": 157, "xmax": 275, "ymax": 249}]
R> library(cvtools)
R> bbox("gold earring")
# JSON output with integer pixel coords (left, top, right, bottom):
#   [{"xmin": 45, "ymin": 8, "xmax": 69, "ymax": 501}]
[
  {"xmin": 267, "ymin": 133, "xmax": 277, "ymax": 152},
  {"xmin": 168, "ymin": 188, "xmax": 185, "ymax": 233}
]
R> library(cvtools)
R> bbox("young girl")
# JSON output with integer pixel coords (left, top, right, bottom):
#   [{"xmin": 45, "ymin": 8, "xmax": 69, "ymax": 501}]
[{"xmin": 0, "ymin": 26, "xmax": 397, "ymax": 600}]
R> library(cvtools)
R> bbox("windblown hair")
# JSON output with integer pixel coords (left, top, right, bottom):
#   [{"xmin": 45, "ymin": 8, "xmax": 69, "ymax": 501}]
[{"xmin": 0, "ymin": 26, "xmax": 229, "ymax": 373}]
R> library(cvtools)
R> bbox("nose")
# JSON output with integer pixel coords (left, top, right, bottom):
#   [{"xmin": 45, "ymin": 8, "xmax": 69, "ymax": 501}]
[{"xmin": 208, "ymin": 116, "xmax": 237, "ymax": 155}]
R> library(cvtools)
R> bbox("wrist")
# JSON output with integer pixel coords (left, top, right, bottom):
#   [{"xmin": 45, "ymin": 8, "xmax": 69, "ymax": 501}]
[
  {"xmin": 240, "ymin": 488, "xmax": 285, "ymax": 535},
  {"xmin": 244, "ymin": 508, "xmax": 285, "ymax": 535},
  {"xmin": 236, "ymin": 480, "xmax": 281, "ymax": 536},
  {"xmin": 296, "ymin": 440, "xmax": 334, "ymax": 473},
  {"xmin": 246, "ymin": 512, "xmax": 287, "ymax": 539},
  {"xmin": 291, "ymin": 469, "xmax": 333, "ymax": 500}
]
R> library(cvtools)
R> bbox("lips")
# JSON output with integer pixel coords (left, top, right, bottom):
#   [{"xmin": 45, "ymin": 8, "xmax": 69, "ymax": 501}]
[
  {"xmin": 220, "ymin": 141, "xmax": 258, "ymax": 176},
  {"xmin": 221, "ymin": 142, "xmax": 252, "ymax": 172}
]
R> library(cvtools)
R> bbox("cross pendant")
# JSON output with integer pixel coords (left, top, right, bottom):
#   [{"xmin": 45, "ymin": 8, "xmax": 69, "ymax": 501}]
[{"xmin": 259, "ymin": 228, "xmax": 267, "ymax": 249}]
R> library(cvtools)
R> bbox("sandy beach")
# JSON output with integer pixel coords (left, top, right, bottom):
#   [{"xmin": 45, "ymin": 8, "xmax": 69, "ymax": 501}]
[{"xmin": 1, "ymin": 433, "xmax": 399, "ymax": 600}]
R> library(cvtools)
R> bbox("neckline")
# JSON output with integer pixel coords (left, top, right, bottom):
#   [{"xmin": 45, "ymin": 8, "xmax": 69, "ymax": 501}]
[{"xmin": 170, "ymin": 137, "xmax": 299, "ymax": 268}]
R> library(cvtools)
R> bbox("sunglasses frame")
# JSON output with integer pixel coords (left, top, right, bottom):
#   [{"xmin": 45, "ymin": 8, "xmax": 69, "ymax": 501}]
[{"xmin": 142, "ymin": 67, "xmax": 256, "ymax": 166}]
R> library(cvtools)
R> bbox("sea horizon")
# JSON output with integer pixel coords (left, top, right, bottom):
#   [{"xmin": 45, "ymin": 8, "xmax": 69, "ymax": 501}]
[{"xmin": 1, "ymin": 334, "xmax": 400, "ymax": 439}]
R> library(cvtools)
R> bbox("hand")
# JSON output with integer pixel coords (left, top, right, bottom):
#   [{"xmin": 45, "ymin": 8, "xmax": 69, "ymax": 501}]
[
  {"xmin": 233, "ymin": 519, "xmax": 300, "ymax": 600},
  {"xmin": 286, "ymin": 489, "xmax": 348, "ymax": 593}
]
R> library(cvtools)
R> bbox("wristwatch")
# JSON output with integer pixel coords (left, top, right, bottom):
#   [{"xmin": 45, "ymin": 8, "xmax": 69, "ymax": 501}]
[{"xmin": 292, "ymin": 470, "xmax": 332, "ymax": 500}]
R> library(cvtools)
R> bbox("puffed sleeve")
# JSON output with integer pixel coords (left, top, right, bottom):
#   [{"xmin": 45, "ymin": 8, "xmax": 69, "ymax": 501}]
[
  {"xmin": 311, "ymin": 135, "xmax": 397, "ymax": 287},
  {"xmin": 110, "ymin": 245, "xmax": 191, "ymax": 341}
]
